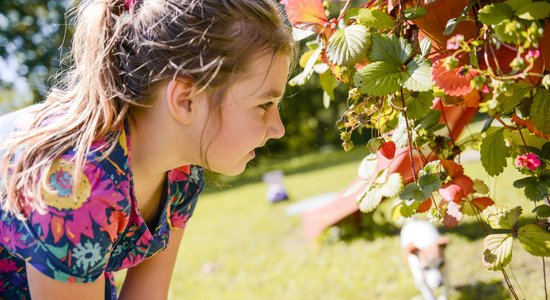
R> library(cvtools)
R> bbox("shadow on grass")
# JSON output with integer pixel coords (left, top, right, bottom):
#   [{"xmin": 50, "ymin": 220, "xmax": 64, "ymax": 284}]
[
  {"xmin": 319, "ymin": 211, "xmax": 401, "ymax": 243},
  {"xmin": 440, "ymin": 216, "xmax": 538, "ymax": 241},
  {"xmin": 454, "ymin": 279, "xmax": 512, "ymax": 300}
]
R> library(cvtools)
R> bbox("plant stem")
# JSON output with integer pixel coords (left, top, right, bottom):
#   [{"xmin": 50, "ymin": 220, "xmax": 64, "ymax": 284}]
[
  {"xmin": 544, "ymin": 257, "xmax": 548, "ymax": 300},
  {"xmin": 502, "ymin": 269, "xmax": 520, "ymax": 300},
  {"xmin": 439, "ymin": 101, "xmax": 457, "ymax": 147},
  {"xmin": 517, "ymin": 124, "xmax": 528, "ymax": 148},
  {"xmin": 400, "ymin": 87, "xmax": 417, "ymax": 182},
  {"xmin": 495, "ymin": 115, "xmax": 519, "ymax": 131},
  {"xmin": 337, "ymin": 0, "xmax": 353, "ymax": 22},
  {"xmin": 360, "ymin": 0, "xmax": 377, "ymax": 9}
]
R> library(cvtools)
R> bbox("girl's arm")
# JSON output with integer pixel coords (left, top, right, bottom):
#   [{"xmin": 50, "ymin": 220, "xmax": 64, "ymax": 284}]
[
  {"xmin": 26, "ymin": 262, "xmax": 105, "ymax": 300},
  {"xmin": 118, "ymin": 228, "xmax": 185, "ymax": 300}
]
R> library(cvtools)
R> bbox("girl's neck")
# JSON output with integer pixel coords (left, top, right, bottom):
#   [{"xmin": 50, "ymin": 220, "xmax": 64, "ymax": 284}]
[{"xmin": 127, "ymin": 107, "xmax": 174, "ymax": 223}]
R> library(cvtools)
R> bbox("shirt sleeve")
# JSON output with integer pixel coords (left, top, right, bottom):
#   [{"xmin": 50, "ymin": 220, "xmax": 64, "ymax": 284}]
[
  {"xmin": 18, "ymin": 157, "xmax": 129, "ymax": 283},
  {"xmin": 168, "ymin": 165, "xmax": 204, "ymax": 230}
]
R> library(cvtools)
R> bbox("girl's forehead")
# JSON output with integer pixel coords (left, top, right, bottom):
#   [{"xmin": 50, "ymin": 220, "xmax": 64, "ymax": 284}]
[
  {"xmin": 241, "ymin": 53, "xmax": 290, "ymax": 79},
  {"xmin": 230, "ymin": 54, "xmax": 290, "ymax": 96}
]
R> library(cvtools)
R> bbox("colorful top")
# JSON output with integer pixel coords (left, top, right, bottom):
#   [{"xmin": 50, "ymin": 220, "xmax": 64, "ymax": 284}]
[{"xmin": 0, "ymin": 116, "xmax": 204, "ymax": 300}]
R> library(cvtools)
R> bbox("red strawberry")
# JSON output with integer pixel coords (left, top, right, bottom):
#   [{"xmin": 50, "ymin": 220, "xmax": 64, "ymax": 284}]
[{"xmin": 379, "ymin": 141, "xmax": 396, "ymax": 159}]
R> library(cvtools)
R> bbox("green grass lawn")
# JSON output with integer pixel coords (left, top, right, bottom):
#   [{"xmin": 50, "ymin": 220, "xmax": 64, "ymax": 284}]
[{"xmin": 118, "ymin": 149, "xmax": 549, "ymax": 299}]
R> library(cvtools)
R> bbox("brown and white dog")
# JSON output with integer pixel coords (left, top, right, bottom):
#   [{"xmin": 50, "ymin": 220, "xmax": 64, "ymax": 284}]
[{"xmin": 400, "ymin": 219, "xmax": 450, "ymax": 300}]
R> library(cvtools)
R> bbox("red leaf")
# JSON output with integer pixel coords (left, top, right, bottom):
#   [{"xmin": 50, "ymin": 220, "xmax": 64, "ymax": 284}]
[
  {"xmin": 416, "ymin": 199, "xmax": 432, "ymax": 213},
  {"xmin": 431, "ymin": 55, "xmax": 476, "ymax": 97},
  {"xmin": 453, "ymin": 175, "xmax": 474, "ymax": 197},
  {"xmin": 439, "ymin": 175, "xmax": 473, "ymax": 202},
  {"xmin": 439, "ymin": 182, "xmax": 463, "ymax": 202},
  {"xmin": 281, "ymin": 0, "xmax": 328, "ymax": 32},
  {"xmin": 441, "ymin": 160, "xmax": 464, "ymax": 178},
  {"xmin": 471, "ymin": 197, "xmax": 495, "ymax": 212},
  {"xmin": 443, "ymin": 201, "xmax": 463, "ymax": 228}
]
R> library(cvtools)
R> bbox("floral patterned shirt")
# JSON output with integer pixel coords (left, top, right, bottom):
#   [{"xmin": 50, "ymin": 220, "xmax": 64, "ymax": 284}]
[{"xmin": 0, "ymin": 117, "xmax": 204, "ymax": 300}]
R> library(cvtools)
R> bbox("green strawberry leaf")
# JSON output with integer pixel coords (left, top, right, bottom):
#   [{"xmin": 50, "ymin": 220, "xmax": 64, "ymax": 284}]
[
  {"xmin": 419, "ymin": 160, "xmax": 442, "ymax": 177},
  {"xmin": 354, "ymin": 61, "xmax": 402, "ymax": 96},
  {"xmin": 369, "ymin": 33, "xmax": 413, "ymax": 67},
  {"xmin": 483, "ymin": 206, "xmax": 523, "ymax": 230},
  {"xmin": 473, "ymin": 179, "xmax": 490, "ymax": 195},
  {"xmin": 327, "ymin": 25, "xmax": 370, "ymax": 66},
  {"xmin": 518, "ymin": 224, "xmax": 550, "ymax": 256},
  {"xmin": 357, "ymin": 154, "xmax": 379, "ymax": 181},
  {"xmin": 506, "ymin": 0, "xmax": 532, "ymax": 11},
  {"xmin": 533, "ymin": 205, "xmax": 550, "ymax": 218},
  {"xmin": 420, "ymin": 38, "xmax": 431, "ymax": 58},
  {"xmin": 357, "ymin": 188, "xmax": 383, "ymax": 213},
  {"xmin": 542, "ymin": 142, "xmax": 550, "ymax": 160},
  {"xmin": 406, "ymin": 91, "xmax": 434, "ymax": 121},
  {"xmin": 480, "ymin": 127, "xmax": 509, "ymax": 176},
  {"xmin": 418, "ymin": 173, "xmax": 441, "ymax": 198},
  {"xmin": 378, "ymin": 172, "xmax": 404, "ymax": 198},
  {"xmin": 513, "ymin": 176, "xmax": 538, "ymax": 188},
  {"xmin": 400, "ymin": 199, "xmax": 421, "ymax": 218},
  {"xmin": 515, "ymin": 2, "xmax": 550, "ymax": 20},
  {"xmin": 357, "ymin": 170, "xmax": 403, "ymax": 213},
  {"xmin": 400, "ymin": 182, "xmax": 425, "ymax": 201},
  {"xmin": 444, "ymin": 18, "xmax": 459, "ymax": 36},
  {"xmin": 355, "ymin": 8, "xmax": 395, "ymax": 29},
  {"xmin": 497, "ymin": 82, "xmax": 530, "ymax": 114},
  {"xmin": 415, "ymin": 110, "xmax": 442, "ymax": 132},
  {"xmin": 402, "ymin": 57, "xmax": 434, "ymax": 92},
  {"xmin": 478, "ymin": 3, "xmax": 514, "ymax": 25},
  {"xmin": 482, "ymin": 234, "xmax": 513, "ymax": 271},
  {"xmin": 403, "ymin": 6, "xmax": 427, "ymax": 20},
  {"xmin": 513, "ymin": 176, "xmax": 548, "ymax": 202},
  {"xmin": 530, "ymin": 89, "xmax": 550, "ymax": 135}
]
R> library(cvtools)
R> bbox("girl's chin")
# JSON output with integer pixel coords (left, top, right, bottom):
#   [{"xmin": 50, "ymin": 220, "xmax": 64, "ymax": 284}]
[
  {"xmin": 215, "ymin": 162, "xmax": 248, "ymax": 176},
  {"xmin": 210, "ymin": 153, "xmax": 256, "ymax": 176}
]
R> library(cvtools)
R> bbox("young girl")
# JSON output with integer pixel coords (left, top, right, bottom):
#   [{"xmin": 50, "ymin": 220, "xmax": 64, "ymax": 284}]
[{"xmin": 0, "ymin": 0, "xmax": 295, "ymax": 298}]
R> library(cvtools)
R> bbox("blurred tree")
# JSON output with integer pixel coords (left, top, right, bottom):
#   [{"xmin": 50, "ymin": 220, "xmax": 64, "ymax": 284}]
[
  {"xmin": 0, "ymin": 86, "xmax": 31, "ymax": 113},
  {"xmin": 0, "ymin": 0, "xmax": 71, "ymax": 100}
]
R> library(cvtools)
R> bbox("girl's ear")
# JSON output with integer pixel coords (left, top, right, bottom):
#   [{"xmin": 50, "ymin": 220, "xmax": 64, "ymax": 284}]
[{"xmin": 165, "ymin": 77, "xmax": 201, "ymax": 125}]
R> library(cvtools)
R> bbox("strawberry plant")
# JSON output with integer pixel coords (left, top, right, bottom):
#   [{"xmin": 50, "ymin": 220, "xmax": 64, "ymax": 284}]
[{"xmin": 282, "ymin": 0, "xmax": 550, "ymax": 298}]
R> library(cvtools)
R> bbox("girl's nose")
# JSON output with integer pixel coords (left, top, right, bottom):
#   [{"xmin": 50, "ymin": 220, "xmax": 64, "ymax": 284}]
[{"xmin": 268, "ymin": 109, "xmax": 285, "ymax": 140}]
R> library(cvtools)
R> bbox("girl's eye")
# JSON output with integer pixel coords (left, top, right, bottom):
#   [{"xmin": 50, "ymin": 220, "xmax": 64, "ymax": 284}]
[{"xmin": 259, "ymin": 102, "xmax": 274, "ymax": 111}]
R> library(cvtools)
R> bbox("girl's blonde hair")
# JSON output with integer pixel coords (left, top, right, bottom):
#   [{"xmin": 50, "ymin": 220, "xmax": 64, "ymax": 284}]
[{"xmin": 1, "ymin": 0, "xmax": 296, "ymax": 217}]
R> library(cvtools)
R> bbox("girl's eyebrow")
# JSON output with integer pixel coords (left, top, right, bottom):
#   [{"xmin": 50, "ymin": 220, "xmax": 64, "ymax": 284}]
[{"xmin": 260, "ymin": 89, "xmax": 284, "ymax": 99}]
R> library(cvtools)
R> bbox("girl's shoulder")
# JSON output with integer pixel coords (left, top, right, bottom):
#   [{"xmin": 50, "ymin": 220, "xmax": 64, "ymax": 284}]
[
  {"xmin": 0, "ymin": 122, "xmax": 133, "ymax": 284},
  {"xmin": 48, "ymin": 125, "xmax": 132, "ymax": 198}
]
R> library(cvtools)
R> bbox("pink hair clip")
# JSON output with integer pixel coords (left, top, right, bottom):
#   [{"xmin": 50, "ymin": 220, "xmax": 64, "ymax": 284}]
[{"xmin": 124, "ymin": 0, "xmax": 138, "ymax": 11}]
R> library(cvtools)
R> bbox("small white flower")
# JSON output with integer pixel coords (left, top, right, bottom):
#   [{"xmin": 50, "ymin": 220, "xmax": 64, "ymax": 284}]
[{"xmin": 72, "ymin": 241, "xmax": 102, "ymax": 272}]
